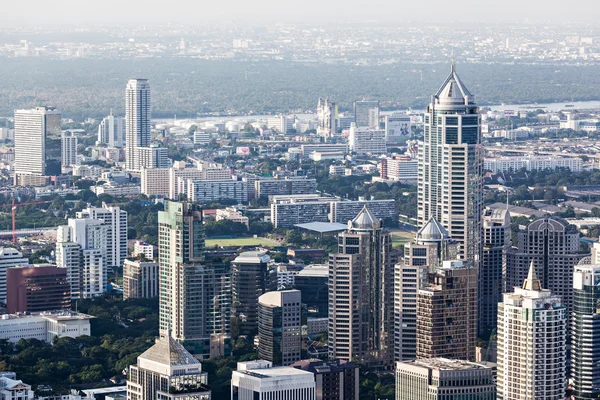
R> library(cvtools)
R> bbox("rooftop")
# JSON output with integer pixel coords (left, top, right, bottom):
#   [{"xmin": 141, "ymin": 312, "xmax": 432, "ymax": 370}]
[
  {"xmin": 0, "ymin": 311, "xmax": 93, "ymax": 321},
  {"xmin": 233, "ymin": 251, "xmax": 271, "ymax": 264},
  {"xmin": 294, "ymin": 221, "xmax": 348, "ymax": 233},
  {"xmin": 138, "ymin": 334, "xmax": 201, "ymax": 367},
  {"xmin": 405, "ymin": 358, "xmax": 489, "ymax": 371}
]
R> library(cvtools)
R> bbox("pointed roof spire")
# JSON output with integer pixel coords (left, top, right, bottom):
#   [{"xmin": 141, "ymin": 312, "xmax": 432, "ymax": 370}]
[
  {"xmin": 451, "ymin": 48, "xmax": 455, "ymax": 73},
  {"xmin": 523, "ymin": 259, "xmax": 542, "ymax": 291},
  {"xmin": 350, "ymin": 205, "xmax": 379, "ymax": 230},
  {"xmin": 417, "ymin": 217, "xmax": 449, "ymax": 242},
  {"xmin": 433, "ymin": 60, "xmax": 474, "ymax": 109}
]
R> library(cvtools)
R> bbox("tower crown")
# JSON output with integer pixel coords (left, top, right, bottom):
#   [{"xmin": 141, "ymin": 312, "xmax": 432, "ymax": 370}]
[
  {"xmin": 522, "ymin": 260, "xmax": 542, "ymax": 291},
  {"xmin": 432, "ymin": 64, "xmax": 475, "ymax": 110}
]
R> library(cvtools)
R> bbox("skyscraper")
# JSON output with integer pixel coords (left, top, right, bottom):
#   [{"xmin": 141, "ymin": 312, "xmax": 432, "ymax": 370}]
[
  {"xmin": 158, "ymin": 201, "xmax": 231, "ymax": 359},
  {"xmin": 479, "ymin": 208, "xmax": 510, "ymax": 335},
  {"xmin": 125, "ymin": 78, "xmax": 151, "ymax": 171},
  {"xmin": 258, "ymin": 290, "xmax": 302, "ymax": 366},
  {"xmin": 497, "ymin": 261, "xmax": 567, "ymax": 400},
  {"xmin": 354, "ymin": 100, "xmax": 380, "ymax": 129},
  {"xmin": 417, "ymin": 64, "xmax": 483, "ymax": 267},
  {"xmin": 416, "ymin": 260, "xmax": 478, "ymax": 361},
  {"xmin": 571, "ymin": 261, "xmax": 600, "ymax": 400},
  {"xmin": 316, "ymin": 98, "xmax": 337, "ymax": 139},
  {"xmin": 77, "ymin": 204, "xmax": 128, "ymax": 269},
  {"xmin": 98, "ymin": 112, "xmax": 126, "ymax": 148},
  {"xmin": 328, "ymin": 206, "xmax": 396, "ymax": 367},
  {"xmin": 13, "ymin": 106, "xmax": 61, "ymax": 185},
  {"xmin": 61, "ymin": 131, "xmax": 78, "ymax": 167},
  {"xmin": 505, "ymin": 217, "xmax": 586, "ymax": 313}
]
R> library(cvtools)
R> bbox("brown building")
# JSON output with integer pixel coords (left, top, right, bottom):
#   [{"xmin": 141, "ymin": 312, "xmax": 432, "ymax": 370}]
[
  {"xmin": 291, "ymin": 359, "xmax": 359, "ymax": 400},
  {"xmin": 6, "ymin": 265, "xmax": 71, "ymax": 313},
  {"xmin": 416, "ymin": 260, "xmax": 478, "ymax": 361}
]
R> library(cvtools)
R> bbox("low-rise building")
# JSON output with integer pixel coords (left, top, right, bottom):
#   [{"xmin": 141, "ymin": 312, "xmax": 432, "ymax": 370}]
[
  {"xmin": 216, "ymin": 207, "xmax": 249, "ymax": 228},
  {"xmin": 0, "ymin": 311, "xmax": 92, "ymax": 343},
  {"xmin": 484, "ymin": 155, "xmax": 582, "ymax": 173},
  {"xmin": 0, "ymin": 375, "xmax": 34, "ymax": 400}
]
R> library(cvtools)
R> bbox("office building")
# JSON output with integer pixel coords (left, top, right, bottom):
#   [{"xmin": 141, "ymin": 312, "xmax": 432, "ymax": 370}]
[
  {"xmin": 506, "ymin": 217, "xmax": 586, "ymax": 313},
  {"xmin": 258, "ymin": 290, "xmax": 302, "ymax": 366},
  {"xmin": 293, "ymin": 264, "xmax": 328, "ymax": 318},
  {"xmin": 123, "ymin": 259, "xmax": 159, "ymax": 300},
  {"xmin": 232, "ymin": 361, "xmax": 316, "ymax": 400},
  {"xmin": 395, "ymin": 358, "xmax": 495, "ymax": 400},
  {"xmin": 61, "ymin": 132, "xmax": 78, "ymax": 167},
  {"xmin": 497, "ymin": 262, "xmax": 567, "ymax": 400},
  {"xmin": 193, "ymin": 131, "xmax": 211, "ymax": 145},
  {"xmin": 484, "ymin": 155, "xmax": 582, "ymax": 173},
  {"xmin": 158, "ymin": 201, "xmax": 231, "ymax": 359},
  {"xmin": 255, "ymin": 178, "xmax": 317, "ymax": 200},
  {"xmin": 6, "ymin": 265, "xmax": 70, "ymax": 314},
  {"xmin": 13, "ymin": 106, "xmax": 61, "ymax": 185},
  {"xmin": 232, "ymin": 251, "xmax": 271, "ymax": 336},
  {"xmin": 416, "ymin": 260, "xmax": 478, "ymax": 361},
  {"xmin": 328, "ymin": 207, "xmax": 395, "ymax": 366},
  {"xmin": 136, "ymin": 145, "xmax": 169, "ymax": 169},
  {"xmin": 290, "ymin": 359, "xmax": 359, "ymax": 400},
  {"xmin": 317, "ymin": 98, "xmax": 338, "ymax": 139},
  {"xmin": 479, "ymin": 208, "xmax": 510, "ymax": 335},
  {"xmin": 0, "ymin": 249, "xmax": 28, "ymax": 303},
  {"xmin": 266, "ymin": 115, "xmax": 294, "ymax": 133},
  {"xmin": 127, "ymin": 334, "xmax": 211, "ymax": 400},
  {"xmin": 98, "ymin": 113, "xmax": 126, "ymax": 147},
  {"xmin": 417, "ymin": 64, "xmax": 483, "ymax": 267},
  {"xmin": 384, "ymin": 113, "xmax": 411, "ymax": 144},
  {"xmin": 125, "ymin": 78, "xmax": 151, "ymax": 171},
  {"xmin": 571, "ymin": 262, "xmax": 600, "ymax": 400},
  {"xmin": 354, "ymin": 100, "xmax": 380, "ymax": 129},
  {"xmin": 0, "ymin": 311, "xmax": 92, "ymax": 343},
  {"xmin": 348, "ymin": 124, "xmax": 386, "ymax": 155},
  {"xmin": 187, "ymin": 179, "xmax": 247, "ymax": 204},
  {"xmin": 77, "ymin": 204, "xmax": 128, "ymax": 269}
]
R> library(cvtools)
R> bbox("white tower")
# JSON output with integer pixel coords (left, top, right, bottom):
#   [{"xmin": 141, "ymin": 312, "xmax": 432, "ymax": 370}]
[{"xmin": 125, "ymin": 79, "xmax": 151, "ymax": 171}]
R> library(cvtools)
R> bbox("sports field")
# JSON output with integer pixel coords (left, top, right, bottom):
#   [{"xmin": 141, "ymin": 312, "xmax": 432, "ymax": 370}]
[
  {"xmin": 205, "ymin": 237, "xmax": 279, "ymax": 247},
  {"xmin": 390, "ymin": 230, "xmax": 415, "ymax": 248}
]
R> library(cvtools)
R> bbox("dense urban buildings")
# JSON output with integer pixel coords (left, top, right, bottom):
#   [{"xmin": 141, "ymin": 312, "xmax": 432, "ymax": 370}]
[
  {"xmin": 497, "ymin": 262, "xmax": 567, "ymax": 400},
  {"xmin": 395, "ymin": 358, "xmax": 496, "ymax": 400},
  {"xmin": 125, "ymin": 78, "xmax": 151, "ymax": 171},
  {"xmin": 6, "ymin": 265, "xmax": 71, "ymax": 314}
]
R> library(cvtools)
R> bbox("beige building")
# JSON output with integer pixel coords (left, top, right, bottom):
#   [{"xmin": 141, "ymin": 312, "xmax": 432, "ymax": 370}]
[{"xmin": 123, "ymin": 259, "xmax": 159, "ymax": 300}]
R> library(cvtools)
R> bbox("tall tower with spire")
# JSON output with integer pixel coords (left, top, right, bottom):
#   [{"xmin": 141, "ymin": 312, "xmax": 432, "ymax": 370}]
[{"xmin": 417, "ymin": 64, "xmax": 483, "ymax": 268}]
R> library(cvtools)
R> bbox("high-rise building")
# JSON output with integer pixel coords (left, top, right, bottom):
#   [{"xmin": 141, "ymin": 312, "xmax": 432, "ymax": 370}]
[
  {"xmin": 497, "ymin": 261, "xmax": 567, "ymax": 400},
  {"xmin": 98, "ymin": 113, "xmax": 126, "ymax": 148},
  {"xmin": 395, "ymin": 358, "xmax": 496, "ymax": 400},
  {"xmin": 127, "ymin": 334, "xmax": 211, "ymax": 400},
  {"xmin": 232, "ymin": 361, "xmax": 316, "ymax": 400},
  {"xmin": 258, "ymin": 290, "xmax": 302, "ymax": 366},
  {"xmin": 6, "ymin": 265, "xmax": 71, "ymax": 313},
  {"xmin": 571, "ymin": 262, "xmax": 600, "ymax": 400},
  {"xmin": 293, "ymin": 264, "xmax": 328, "ymax": 318},
  {"xmin": 13, "ymin": 106, "xmax": 61, "ymax": 185},
  {"xmin": 158, "ymin": 201, "xmax": 231, "ymax": 359},
  {"xmin": 328, "ymin": 206, "xmax": 395, "ymax": 367},
  {"xmin": 231, "ymin": 251, "xmax": 271, "ymax": 336},
  {"xmin": 125, "ymin": 78, "xmax": 151, "ymax": 171},
  {"xmin": 506, "ymin": 217, "xmax": 586, "ymax": 313},
  {"xmin": 384, "ymin": 113, "xmax": 411, "ymax": 144},
  {"xmin": 123, "ymin": 259, "xmax": 159, "ymax": 300},
  {"xmin": 416, "ymin": 260, "xmax": 478, "ymax": 361},
  {"xmin": 61, "ymin": 132, "xmax": 78, "ymax": 167},
  {"xmin": 0, "ymin": 249, "xmax": 29, "ymax": 303},
  {"xmin": 187, "ymin": 179, "xmax": 248, "ymax": 204},
  {"xmin": 354, "ymin": 100, "xmax": 380, "ymax": 129},
  {"xmin": 290, "ymin": 359, "xmax": 359, "ymax": 400},
  {"xmin": 479, "ymin": 208, "xmax": 510, "ymax": 335},
  {"xmin": 316, "ymin": 98, "xmax": 338, "ymax": 139},
  {"xmin": 348, "ymin": 124, "xmax": 386, "ymax": 155},
  {"xmin": 77, "ymin": 204, "xmax": 128, "ymax": 269},
  {"xmin": 417, "ymin": 64, "xmax": 483, "ymax": 267},
  {"xmin": 136, "ymin": 145, "xmax": 169, "ymax": 169}
]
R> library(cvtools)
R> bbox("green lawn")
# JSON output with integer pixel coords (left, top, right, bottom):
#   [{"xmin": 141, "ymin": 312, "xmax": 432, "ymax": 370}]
[
  {"xmin": 205, "ymin": 237, "xmax": 279, "ymax": 247},
  {"xmin": 391, "ymin": 231, "xmax": 414, "ymax": 248}
]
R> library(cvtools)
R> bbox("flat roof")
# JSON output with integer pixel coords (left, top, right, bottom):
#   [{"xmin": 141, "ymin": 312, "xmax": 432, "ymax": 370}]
[
  {"xmin": 404, "ymin": 358, "xmax": 490, "ymax": 371},
  {"xmin": 0, "ymin": 311, "xmax": 93, "ymax": 321},
  {"xmin": 294, "ymin": 222, "xmax": 348, "ymax": 233},
  {"xmin": 241, "ymin": 366, "xmax": 314, "ymax": 378}
]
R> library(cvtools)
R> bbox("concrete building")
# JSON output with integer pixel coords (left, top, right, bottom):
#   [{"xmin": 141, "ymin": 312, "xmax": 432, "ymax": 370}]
[
  {"xmin": 497, "ymin": 262, "xmax": 567, "ymax": 400},
  {"xmin": 258, "ymin": 290, "xmax": 302, "ymax": 366},
  {"xmin": 255, "ymin": 178, "xmax": 317, "ymax": 200},
  {"xmin": 329, "ymin": 199, "xmax": 395, "ymax": 225},
  {"xmin": 299, "ymin": 144, "xmax": 348, "ymax": 158},
  {"xmin": 379, "ymin": 155, "xmax": 418, "ymax": 182},
  {"xmin": 395, "ymin": 358, "xmax": 495, "ymax": 400},
  {"xmin": 384, "ymin": 113, "xmax": 411, "ymax": 144},
  {"xmin": 418, "ymin": 64, "xmax": 483, "ymax": 269},
  {"xmin": 506, "ymin": 217, "xmax": 586, "ymax": 313},
  {"xmin": 123, "ymin": 259, "xmax": 159, "ymax": 300},
  {"xmin": 416, "ymin": 260, "xmax": 478, "ymax": 361},
  {"xmin": 0, "ymin": 311, "xmax": 92, "ymax": 343},
  {"xmin": 61, "ymin": 132, "xmax": 78, "ymax": 167},
  {"xmin": 13, "ymin": 106, "xmax": 61, "ymax": 185},
  {"xmin": 158, "ymin": 201, "xmax": 231, "ymax": 359},
  {"xmin": 125, "ymin": 79, "xmax": 151, "ymax": 171},
  {"xmin": 232, "ymin": 251, "xmax": 271, "ymax": 336},
  {"xmin": 270, "ymin": 196, "xmax": 330, "ymax": 228},
  {"xmin": 132, "ymin": 241, "xmax": 155, "ymax": 260},
  {"xmin": 6, "ymin": 265, "xmax": 71, "ymax": 314},
  {"xmin": 328, "ymin": 207, "xmax": 395, "ymax": 367},
  {"xmin": 98, "ymin": 113, "xmax": 125, "ymax": 148},
  {"xmin": 136, "ymin": 145, "xmax": 169, "ymax": 169},
  {"xmin": 77, "ymin": 204, "xmax": 128, "ymax": 269},
  {"xmin": 317, "ymin": 98, "xmax": 338, "ymax": 139},
  {"xmin": 231, "ymin": 361, "xmax": 316, "ymax": 400},
  {"xmin": 0, "ymin": 249, "xmax": 29, "ymax": 303},
  {"xmin": 187, "ymin": 179, "xmax": 247, "ymax": 204},
  {"xmin": 484, "ymin": 155, "xmax": 582, "ymax": 173},
  {"xmin": 127, "ymin": 334, "xmax": 210, "ymax": 400},
  {"xmin": 479, "ymin": 208, "xmax": 510, "ymax": 335},
  {"xmin": 216, "ymin": 208, "xmax": 249, "ymax": 229},
  {"xmin": 293, "ymin": 264, "xmax": 328, "ymax": 318},
  {"xmin": 571, "ymin": 262, "xmax": 600, "ymax": 400},
  {"xmin": 354, "ymin": 100, "xmax": 380, "ymax": 129},
  {"xmin": 290, "ymin": 359, "xmax": 359, "ymax": 400},
  {"xmin": 348, "ymin": 124, "xmax": 386, "ymax": 155}
]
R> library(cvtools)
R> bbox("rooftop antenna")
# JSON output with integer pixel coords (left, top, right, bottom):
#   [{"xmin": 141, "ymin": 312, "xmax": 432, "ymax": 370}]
[{"xmin": 451, "ymin": 48, "xmax": 455, "ymax": 72}]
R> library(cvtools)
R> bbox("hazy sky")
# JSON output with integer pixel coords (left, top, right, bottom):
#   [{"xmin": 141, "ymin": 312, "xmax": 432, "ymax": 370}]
[{"xmin": 1, "ymin": 0, "xmax": 597, "ymax": 25}]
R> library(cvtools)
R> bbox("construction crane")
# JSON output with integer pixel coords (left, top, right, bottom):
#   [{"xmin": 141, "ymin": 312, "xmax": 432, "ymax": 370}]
[{"xmin": 2, "ymin": 199, "xmax": 54, "ymax": 244}]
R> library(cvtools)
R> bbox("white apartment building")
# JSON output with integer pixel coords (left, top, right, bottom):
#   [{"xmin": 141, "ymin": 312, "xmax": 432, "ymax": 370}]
[
  {"xmin": 0, "ymin": 311, "xmax": 92, "ymax": 343},
  {"xmin": 0, "ymin": 249, "xmax": 29, "ymax": 303},
  {"xmin": 497, "ymin": 262, "xmax": 567, "ymax": 400},
  {"xmin": 125, "ymin": 79, "xmax": 151, "ymax": 171},
  {"xmin": 231, "ymin": 361, "xmax": 316, "ymax": 400},
  {"xmin": 72, "ymin": 164, "xmax": 102, "ymax": 179},
  {"xmin": 77, "ymin": 204, "xmax": 128, "ymax": 269},
  {"xmin": 133, "ymin": 241, "xmax": 155, "ymax": 260},
  {"xmin": 61, "ymin": 132, "xmax": 78, "ymax": 167},
  {"xmin": 348, "ymin": 124, "xmax": 386, "ymax": 155},
  {"xmin": 187, "ymin": 179, "xmax": 247, "ymax": 204},
  {"xmin": 266, "ymin": 116, "xmax": 294, "ymax": 133},
  {"xmin": 93, "ymin": 183, "xmax": 141, "ymax": 196},
  {"xmin": 194, "ymin": 131, "xmax": 211, "ymax": 145},
  {"xmin": 484, "ymin": 155, "xmax": 582, "ymax": 173},
  {"xmin": 136, "ymin": 146, "xmax": 169, "ymax": 169},
  {"xmin": 379, "ymin": 156, "xmax": 418, "ymax": 182},
  {"xmin": 98, "ymin": 113, "xmax": 126, "ymax": 148},
  {"xmin": 141, "ymin": 168, "xmax": 171, "ymax": 197}
]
